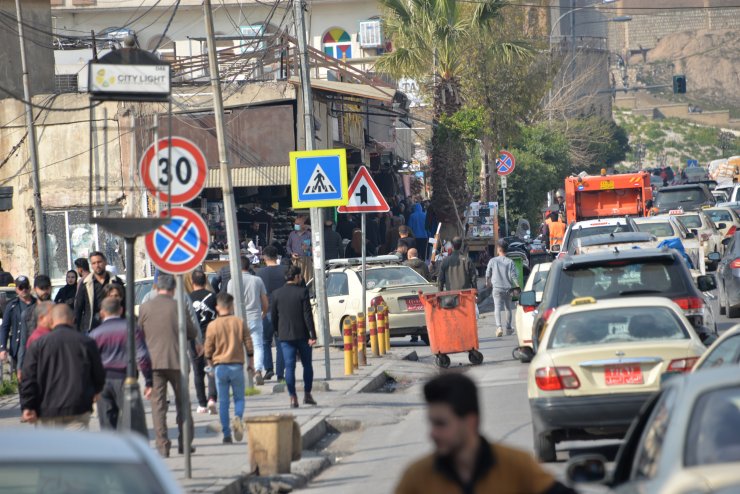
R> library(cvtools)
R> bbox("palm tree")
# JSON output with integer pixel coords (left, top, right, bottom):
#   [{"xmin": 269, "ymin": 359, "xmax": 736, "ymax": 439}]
[{"xmin": 376, "ymin": 0, "xmax": 525, "ymax": 224}]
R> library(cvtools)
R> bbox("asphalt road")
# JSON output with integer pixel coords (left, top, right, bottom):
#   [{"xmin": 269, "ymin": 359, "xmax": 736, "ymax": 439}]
[{"xmin": 300, "ymin": 289, "xmax": 737, "ymax": 493}]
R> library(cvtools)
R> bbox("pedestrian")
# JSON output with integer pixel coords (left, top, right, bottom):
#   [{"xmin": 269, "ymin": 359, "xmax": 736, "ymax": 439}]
[
  {"xmin": 404, "ymin": 248, "xmax": 431, "ymax": 281},
  {"xmin": 323, "ymin": 217, "xmax": 343, "ymax": 260},
  {"xmin": 485, "ymin": 240, "xmax": 520, "ymax": 338},
  {"xmin": 383, "ymin": 216, "xmax": 403, "ymax": 254},
  {"xmin": 89, "ymin": 297, "xmax": 152, "ymax": 436},
  {"xmin": 248, "ymin": 222, "xmax": 267, "ymax": 249},
  {"xmin": 0, "ymin": 276, "xmax": 36, "ymax": 376},
  {"xmin": 271, "ymin": 265, "xmax": 317, "ymax": 409},
  {"xmin": 437, "ymin": 237, "xmax": 477, "ymax": 292},
  {"xmin": 546, "ymin": 211, "xmax": 565, "ymax": 253},
  {"xmin": 346, "ymin": 228, "xmax": 375, "ymax": 258},
  {"xmin": 367, "ymin": 214, "xmax": 382, "ymax": 249},
  {"xmin": 337, "ymin": 214, "xmax": 357, "ymax": 241},
  {"xmin": 394, "ymin": 240, "xmax": 410, "ymax": 261},
  {"xmin": 395, "ymin": 373, "xmax": 577, "ymax": 494},
  {"xmin": 20, "ymin": 304, "xmax": 106, "ymax": 431},
  {"xmin": 74, "ymin": 251, "xmax": 124, "ymax": 332},
  {"xmin": 211, "ymin": 264, "xmax": 231, "ymax": 294},
  {"xmin": 54, "ymin": 270, "xmax": 78, "ymax": 308},
  {"xmin": 255, "ymin": 246, "xmax": 287, "ymax": 382},
  {"xmin": 32, "ymin": 275, "xmax": 52, "ymax": 302},
  {"xmin": 286, "ymin": 215, "xmax": 312, "ymax": 259},
  {"xmin": 138, "ymin": 274, "xmax": 199, "ymax": 457},
  {"xmin": 190, "ymin": 270, "xmax": 218, "ymax": 415},
  {"xmin": 398, "ymin": 225, "xmax": 416, "ymax": 251},
  {"xmin": 74, "ymin": 257, "xmax": 90, "ymax": 284},
  {"xmin": 408, "ymin": 204, "xmax": 429, "ymax": 260},
  {"xmin": 227, "ymin": 256, "xmax": 269, "ymax": 385},
  {"xmin": 0, "ymin": 261, "xmax": 13, "ymax": 287},
  {"xmin": 17, "ymin": 301, "xmax": 54, "ymax": 380},
  {"xmin": 204, "ymin": 292, "xmax": 254, "ymax": 444}
]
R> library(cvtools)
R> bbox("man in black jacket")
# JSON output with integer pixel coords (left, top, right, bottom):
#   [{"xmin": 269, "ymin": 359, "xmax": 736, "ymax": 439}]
[
  {"xmin": 270, "ymin": 265, "xmax": 317, "ymax": 409},
  {"xmin": 0, "ymin": 276, "xmax": 36, "ymax": 375},
  {"xmin": 21, "ymin": 304, "xmax": 106, "ymax": 430},
  {"xmin": 74, "ymin": 251, "xmax": 123, "ymax": 332},
  {"xmin": 323, "ymin": 218, "xmax": 343, "ymax": 260}
]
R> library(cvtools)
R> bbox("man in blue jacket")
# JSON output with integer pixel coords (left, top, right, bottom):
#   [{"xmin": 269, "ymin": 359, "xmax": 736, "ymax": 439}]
[{"xmin": 408, "ymin": 203, "xmax": 429, "ymax": 260}]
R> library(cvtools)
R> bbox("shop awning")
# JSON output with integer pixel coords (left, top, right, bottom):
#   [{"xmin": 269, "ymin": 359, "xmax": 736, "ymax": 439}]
[
  {"xmin": 288, "ymin": 77, "xmax": 396, "ymax": 103},
  {"xmin": 206, "ymin": 165, "xmax": 290, "ymax": 188}
]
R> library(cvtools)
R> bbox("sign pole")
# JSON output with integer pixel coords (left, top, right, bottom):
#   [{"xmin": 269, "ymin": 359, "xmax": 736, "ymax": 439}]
[
  {"xmin": 176, "ymin": 275, "xmax": 192, "ymax": 478},
  {"xmin": 294, "ymin": 0, "xmax": 332, "ymax": 379},
  {"xmin": 503, "ymin": 185, "xmax": 509, "ymax": 237},
  {"xmin": 361, "ymin": 213, "xmax": 367, "ymax": 316}
]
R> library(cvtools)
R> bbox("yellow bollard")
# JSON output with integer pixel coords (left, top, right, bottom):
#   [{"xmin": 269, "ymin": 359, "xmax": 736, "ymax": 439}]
[
  {"xmin": 357, "ymin": 312, "xmax": 367, "ymax": 366},
  {"xmin": 376, "ymin": 306, "xmax": 387, "ymax": 355},
  {"xmin": 368, "ymin": 307, "xmax": 379, "ymax": 357},
  {"xmin": 350, "ymin": 316, "xmax": 359, "ymax": 369},
  {"xmin": 382, "ymin": 304, "xmax": 391, "ymax": 352},
  {"xmin": 343, "ymin": 318, "xmax": 353, "ymax": 375}
]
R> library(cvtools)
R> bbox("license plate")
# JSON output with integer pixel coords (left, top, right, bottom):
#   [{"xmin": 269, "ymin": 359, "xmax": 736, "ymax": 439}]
[
  {"xmin": 600, "ymin": 180, "xmax": 615, "ymax": 190},
  {"xmin": 405, "ymin": 297, "xmax": 423, "ymax": 311},
  {"xmin": 605, "ymin": 365, "xmax": 643, "ymax": 385}
]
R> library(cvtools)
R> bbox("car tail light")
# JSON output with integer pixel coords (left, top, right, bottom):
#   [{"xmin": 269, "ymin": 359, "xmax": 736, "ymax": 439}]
[
  {"xmin": 523, "ymin": 305, "xmax": 536, "ymax": 313},
  {"xmin": 726, "ymin": 225, "xmax": 737, "ymax": 237},
  {"xmin": 672, "ymin": 296, "xmax": 705, "ymax": 316},
  {"xmin": 535, "ymin": 367, "xmax": 581, "ymax": 391},
  {"xmin": 731, "ymin": 259, "xmax": 740, "ymax": 269},
  {"xmin": 667, "ymin": 357, "xmax": 699, "ymax": 373},
  {"xmin": 370, "ymin": 296, "xmax": 385, "ymax": 307}
]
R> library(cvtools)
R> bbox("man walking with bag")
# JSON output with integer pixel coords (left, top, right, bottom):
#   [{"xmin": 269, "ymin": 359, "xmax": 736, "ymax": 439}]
[{"xmin": 485, "ymin": 240, "xmax": 519, "ymax": 337}]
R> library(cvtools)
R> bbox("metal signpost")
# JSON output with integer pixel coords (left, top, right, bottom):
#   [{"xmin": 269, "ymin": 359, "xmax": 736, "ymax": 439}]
[
  {"xmin": 338, "ymin": 166, "xmax": 390, "ymax": 314},
  {"xmin": 290, "ymin": 149, "xmax": 348, "ymax": 377},
  {"xmin": 496, "ymin": 151, "xmax": 516, "ymax": 237}
]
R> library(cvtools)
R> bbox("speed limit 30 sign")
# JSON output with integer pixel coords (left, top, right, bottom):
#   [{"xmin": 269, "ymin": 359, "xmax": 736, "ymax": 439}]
[{"xmin": 140, "ymin": 136, "xmax": 207, "ymax": 205}]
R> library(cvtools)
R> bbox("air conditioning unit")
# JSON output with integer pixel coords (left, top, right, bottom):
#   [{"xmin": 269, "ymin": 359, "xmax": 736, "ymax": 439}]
[{"xmin": 359, "ymin": 20, "xmax": 382, "ymax": 48}]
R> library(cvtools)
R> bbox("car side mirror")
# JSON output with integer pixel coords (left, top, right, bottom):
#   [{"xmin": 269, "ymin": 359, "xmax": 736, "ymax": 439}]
[
  {"xmin": 708, "ymin": 252, "xmax": 721, "ymax": 262},
  {"xmin": 550, "ymin": 244, "xmax": 561, "ymax": 253},
  {"xmin": 717, "ymin": 223, "xmax": 727, "ymax": 230},
  {"xmin": 685, "ymin": 232, "xmax": 696, "ymax": 239},
  {"xmin": 697, "ymin": 274, "xmax": 717, "ymax": 292},
  {"xmin": 723, "ymin": 237, "xmax": 732, "ymax": 246},
  {"xmin": 520, "ymin": 290, "xmax": 537, "ymax": 308},
  {"xmin": 566, "ymin": 454, "xmax": 608, "ymax": 484}
]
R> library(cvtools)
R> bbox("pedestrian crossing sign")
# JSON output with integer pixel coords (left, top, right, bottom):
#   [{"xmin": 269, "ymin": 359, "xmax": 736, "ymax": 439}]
[{"xmin": 290, "ymin": 149, "xmax": 348, "ymax": 208}]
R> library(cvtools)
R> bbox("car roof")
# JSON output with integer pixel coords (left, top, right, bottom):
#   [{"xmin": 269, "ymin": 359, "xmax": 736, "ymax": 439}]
[
  {"xmin": 571, "ymin": 218, "xmax": 632, "ymax": 228},
  {"xmin": 659, "ymin": 184, "xmax": 709, "ymax": 191},
  {"xmin": 0, "ymin": 429, "xmax": 147, "ymax": 463},
  {"xmin": 559, "ymin": 247, "xmax": 678, "ymax": 268},
  {"xmin": 551, "ymin": 296, "xmax": 683, "ymax": 317},
  {"xmin": 577, "ymin": 232, "xmax": 655, "ymax": 247}
]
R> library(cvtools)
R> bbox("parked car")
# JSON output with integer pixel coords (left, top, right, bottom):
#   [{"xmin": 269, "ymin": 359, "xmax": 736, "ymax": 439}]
[
  {"xmin": 310, "ymin": 256, "xmax": 437, "ymax": 342},
  {"xmin": 670, "ymin": 209, "xmax": 724, "ymax": 265},
  {"xmin": 514, "ymin": 262, "xmax": 552, "ymax": 363},
  {"xmin": 558, "ymin": 217, "xmax": 638, "ymax": 257},
  {"xmin": 717, "ymin": 230, "xmax": 740, "ymax": 318},
  {"xmin": 652, "ymin": 184, "xmax": 716, "ymax": 214},
  {"xmin": 693, "ymin": 324, "xmax": 740, "ymax": 371},
  {"xmin": 634, "ymin": 215, "xmax": 704, "ymax": 272},
  {"xmin": 520, "ymin": 248, "xmax": 718, "ymax": 346},
  {"xmin": 0, "ymin": 429, "xmax": 183, "ymax": 493},
  {"xmin": 528, "ymin": 296, "xmax": 705, "ymax": 462},
  {"xmin": 566, "ymin": 367, "xmax": 740, "ymax": 493}
]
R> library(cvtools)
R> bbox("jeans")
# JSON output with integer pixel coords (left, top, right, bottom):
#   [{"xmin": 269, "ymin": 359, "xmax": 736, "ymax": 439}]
[
  {"xmin": 492, "ymin": 290, "xmax": 514, "ymax": 330},
  {"xmin": 262, "ymin": 315, "xmax": 284, "ymax": 378},
  {"xmin": 190, "ymin": 340, "xmax": 217, "ymax": 406},
  {"xmin": 248, "ymin": 318, "xmax": 265, "ymax": 373},
  {"xmin": 280, "ymin": 339, "xmax": 313, "ymax": 397},
  {"xmin": 215, "ymin": 363, "xmax": 246, "ymax": 439}
]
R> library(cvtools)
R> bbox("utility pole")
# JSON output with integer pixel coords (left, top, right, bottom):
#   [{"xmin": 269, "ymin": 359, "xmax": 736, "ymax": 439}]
[
  {"xmin": 203, "ymin": 2, "xmax": 246, "ymax": 335},
  {"xmin": 293, "ymin": 0, "xmax": 332, "ymax": 379},
  {"xmin": 15, "ymin": 0, "xmax": 47, "ymax": 275}
]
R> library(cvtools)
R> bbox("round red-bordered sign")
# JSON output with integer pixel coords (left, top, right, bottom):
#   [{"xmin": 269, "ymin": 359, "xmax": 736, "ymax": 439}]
[
  {"xmin": 140, "ymin": 136, "xmax": 207, "ymax": 205},
  {"xmin": 496, "ymin": 150, "xmax": 516, "ymax": 176},
  {"xmin": 145, "ymin": 207, "xmax": 209, "ymax": 274}
]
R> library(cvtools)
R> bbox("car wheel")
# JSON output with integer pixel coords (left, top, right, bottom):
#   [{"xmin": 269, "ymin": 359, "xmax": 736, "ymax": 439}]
[
  {"xmin": 468, "ymin": 350, "xmax": 484, "ymax": 365},
  {"xmin": 420, "ymin": 333, "xmax": 430, "ymax": 346},
  {"xmin": 435, "ymin": 354, "xmax": 451, "ymax": 368},
  {"xmin": 519, "ymin": 347, "xmax": 534, "ymax": 363},
  {"xmin": 533, "ymin": 429, "xmax": 557, "ymax": 463}
]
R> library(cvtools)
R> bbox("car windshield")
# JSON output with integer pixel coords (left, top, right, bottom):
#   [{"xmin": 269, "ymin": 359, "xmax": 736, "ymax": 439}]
[
  {"xmin": 636, "ymin": 222, "xmax": 676, "ymax": 237},
  {"xmin": 549, "ymin": 307, "xmax": 687, "ymax": 349},
  {"xmin": 0, "ymin": 462, "xmax": 166, "ymax": 494},
  {"xmin": 655, "ymin": 189, "xmax": 705, "ymax": 207},
  {"xmin": 364, "ymin": 267, "xmax": 427, "ymax": 289},
  {"xmin": 557, "ymin": 260, "xmax": 688, "ymax": 305},
  {"xmin": 566, "ymin": 224, "xmax": 632, "ymax": 249},
  {"xmin": 532, "ymin": 271, "xmax": 549, "ymax": 293},
  {"xmin": 685, "ymin": 386, "xmax": 740, "ymax": 467},
  {"xmin": 705, "ymin": 210, "xmax": 733, "ymax": 223},
  {"xmin": 676, "ymin": 215, "xmax": 703, "ymax": 229}
]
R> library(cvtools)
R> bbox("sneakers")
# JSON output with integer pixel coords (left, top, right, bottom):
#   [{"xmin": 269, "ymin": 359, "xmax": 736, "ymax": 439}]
[
  {"xmin": 232, "ymin": 416, "xmax": 244, "ymax": 442},
  {"xmin": 254, "ymin": 371, "xmax": 264, "ymax": 386},
  {"xmin": 207, "ymin": 399, "xmax": 217, "ymax": 415},
  {"xmin": 506, "ymin": 328, "xmax": 514, "ymax": 336},
  {"xmin": 223, "ymin": 436, "xmax": 233, "ymax": 444},
  {"xmin": 304, "ymin": 393, "xmax": 317, "ymax": 406},
  {"xmin": 263, "ymin": 370, "xmax": 274, "ymax": 381},
  {"xmin": 496, "ymin": 327, "xmax": 504, "ymax": 337},
  {"xmin": 196, "ymin": 406, "xmax": 208, "ymax": 414}
]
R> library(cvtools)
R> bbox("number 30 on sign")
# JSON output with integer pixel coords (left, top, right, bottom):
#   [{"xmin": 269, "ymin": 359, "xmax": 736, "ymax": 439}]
[{"xmin": 140, "ymin": 136, "xmax": 207, "ymax": 205}]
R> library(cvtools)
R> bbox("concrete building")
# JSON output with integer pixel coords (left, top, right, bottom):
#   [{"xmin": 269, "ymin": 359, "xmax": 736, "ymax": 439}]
[{"xmin": 0, "ymin": 0, "xmax": 55, "ymax": 96}]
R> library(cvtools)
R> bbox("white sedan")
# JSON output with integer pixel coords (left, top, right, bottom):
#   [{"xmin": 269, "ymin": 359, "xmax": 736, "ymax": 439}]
[
  {"xmin": 514, "ymin": 262, "xmax": 551, "ymax": 362},
  {"xmin": 670, "ymin": 210, "xmax": 724, "ymax": 261},
  {"xmin": 634, "ymin": 215, "xmax": 705, "ymax": 273}
]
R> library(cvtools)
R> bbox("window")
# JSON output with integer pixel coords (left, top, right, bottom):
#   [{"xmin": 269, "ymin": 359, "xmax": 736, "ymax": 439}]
[
  {"xmin": 696, "ymin": 335, "xmax": 740, "ymax": 370},
  {"xmin": 676, "ymin": 215, "xmax": 702, "ymax": 229},
  {"xmin": 54, "ymin": 74, "xmax": 79, "ymax": 93},
  {"xmin": 359, "ymin": 20, "xmax": 382, "ymax": 48},
  {"xmin": 633, "ymin": 387, "xmax": 677, "ymax": 480},
  {"xmin": 705, "ymin": 210, "xmax": 733, "ymax": 223},
  {"xmin": 326, "ymin": 273, "xmax": 349, "ymax": 297},
  {"xmin": 364, "ymin": 267, "xmax": 427, "ymax": 289},
  {"xmin": 686, "ymin": 386, "xmax": 740, "ymax": 467},
  {"xmin": 636, "ymin": 222, "xmax": 675, "ymax": 238},
  {"xmin": 323, "ymin": 28, "xmax": 352, "ymax": 60},
  {"xmin": 44, "ymin": 209, "xmax": 126, "ymax": 281},
  {"xmin": 240, "ymin": 24, "xmax": 267, "ymax": 53}
]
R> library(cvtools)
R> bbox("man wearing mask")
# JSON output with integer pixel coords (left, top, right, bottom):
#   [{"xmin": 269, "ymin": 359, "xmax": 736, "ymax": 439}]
[
  {"xmin": 0, "ymin": 276, "xmax": 36, "ymax": 376},
  {"xmin": 323, "ymin": 218, "xmax": 343, "ymax": 261},
  {"xmin": 75, "ymin": 251, "xmax": 123, "ymax": 332},
  {"xmin": 286, "ymin": 216, "xmax": 312, "ymax": 259}
]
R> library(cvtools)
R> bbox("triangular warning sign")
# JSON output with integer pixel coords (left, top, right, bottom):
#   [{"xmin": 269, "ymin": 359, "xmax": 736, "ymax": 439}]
[
  {"xmin": 303, "ymin": 163, "xmax": 337, "ymax": 195},
  {"xmin": 338, "ymin": 166, "xmax": 390, "ymax": 213}
]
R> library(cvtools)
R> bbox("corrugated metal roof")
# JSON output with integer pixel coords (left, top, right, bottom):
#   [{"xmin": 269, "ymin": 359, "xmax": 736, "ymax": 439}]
[
  {"xmin": 206, "ymin": 165, "xmax": 290, "ymax": 188},
  {"xmin": 288, "ymin": 77, "xmax": 396, "ymax": 103}
]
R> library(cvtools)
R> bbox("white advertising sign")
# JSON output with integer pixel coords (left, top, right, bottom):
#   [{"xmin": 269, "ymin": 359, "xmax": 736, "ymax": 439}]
[{"xmin": 89, "ymin": 63, "xmax": 170, "ymax": 95}]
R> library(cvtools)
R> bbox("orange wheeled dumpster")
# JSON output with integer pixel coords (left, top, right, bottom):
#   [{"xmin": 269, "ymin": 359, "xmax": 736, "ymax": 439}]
[{"xmin": 419, "ymin": 289, "xmax": 483, "ymax": 368}]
